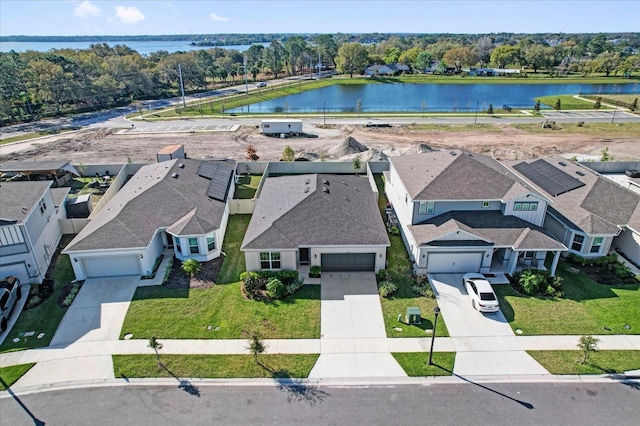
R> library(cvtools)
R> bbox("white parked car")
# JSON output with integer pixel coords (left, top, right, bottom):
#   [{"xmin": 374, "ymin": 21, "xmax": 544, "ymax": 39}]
[
  {"xmin": 462, "ymin": 273, "xmax": 499, "ymax": 313},
  {"xmin": 1, "ymin": 276, "xmax": 22, "ymax": 332},
  {"xmin": 256, "ymin": 82, "xmax": 267, "ymax": 87}
]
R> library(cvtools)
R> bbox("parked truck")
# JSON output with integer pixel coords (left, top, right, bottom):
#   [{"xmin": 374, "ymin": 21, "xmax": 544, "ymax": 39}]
[{"xmin": 260, "ymin": 119, "xmax": 303, "ymax": 137}]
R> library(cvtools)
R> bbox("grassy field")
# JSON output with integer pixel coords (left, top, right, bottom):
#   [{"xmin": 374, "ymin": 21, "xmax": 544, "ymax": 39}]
[
  {"xmin": 495, "ymin": 261, "xmax": 640, "ymax": 336},
  {"xmin": 528, "ymin": 350, "xmax": 640, "ymax": 375},
  {"xmin": 234, "ymin": 175, "xmax": 262, "ymax": 199},
  {"xmin": 405, "ymin": 123, "xmax": 504, "ymax": 132},
  {"xmin": 113, "ymin": 354, "xmax": 319, "ymax": 379},
  {"xmin": 536, "ymin": 94, "xmax": 598, "ymax": 109},
  {"xmin": 0, "ymin": 236, "xmax": 76, "ymax": 353},
  {"xmin": 120, "ymin": 214, "xmax": 321, "ymax": 339},
  {"xmin": 583, "ymin": 94, "xmax": 639, "ymax": 106},
  {"xmin": 0, "ymin": 363, "xmax": 35, "ymax": 390},
  {"xmin": 510, "ymin": 122, "xmax": 640, "ymax": 136},
  {"xmin": 373, "ymin": 175, "xmax": 449, "ymax": 338},
  {"xmin": 392, "ymin": 352, "xmax": 456, "ymax": 376}
]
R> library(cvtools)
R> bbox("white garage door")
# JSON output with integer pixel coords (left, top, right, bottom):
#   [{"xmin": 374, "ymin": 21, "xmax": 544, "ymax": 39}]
[
  {"xmin": 82, "ymin": 255, "xmax": 141, "ymax": 278},
  {"xmin": 427, "ymin": 252, "xmax": 483, "ymax": 273}
]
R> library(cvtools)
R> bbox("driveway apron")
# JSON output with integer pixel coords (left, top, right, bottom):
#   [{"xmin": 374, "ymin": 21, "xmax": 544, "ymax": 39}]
[
  {"xmin": 309, "ymin": 273, "xmax": 406, "ymax": 378},
  {"xmin": 429, "ymin": 274, "xmax": 549, "ymax": 376}
]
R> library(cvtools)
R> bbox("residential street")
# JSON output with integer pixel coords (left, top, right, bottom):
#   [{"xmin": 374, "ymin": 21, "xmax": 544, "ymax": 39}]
[{"xmin": 1, "ymin": 382, "xmax": 639, "ymax": 426}]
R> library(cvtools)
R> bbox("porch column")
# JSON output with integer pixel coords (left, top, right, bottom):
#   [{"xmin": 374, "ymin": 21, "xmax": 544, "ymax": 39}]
[
  {"xmin": 507, "ymin": 252, "xmax": 518, "ymax": 275},
  {"xmin": 550, "ymin": 250, "xmax": 561, "ymax": 277}
]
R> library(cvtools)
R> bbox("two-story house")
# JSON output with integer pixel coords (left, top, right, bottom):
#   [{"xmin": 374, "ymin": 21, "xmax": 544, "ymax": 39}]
[
  {"xmin": 0, "ymin": 181, "xmax": 69, "ymax": 283},
  {"xmin": 504, "ymin": 157, "xmax": 640, "ymax": 265},
  {"xmin": 64, "ymin": 159, "xmax": 235, "ymax": 280},
  {"xmin": 386, "ymin": 150, "xmax": 566, "ymax": 276}
]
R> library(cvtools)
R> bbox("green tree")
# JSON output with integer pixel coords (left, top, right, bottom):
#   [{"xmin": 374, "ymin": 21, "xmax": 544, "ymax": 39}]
[
  {"xmin": 263, "ymin": 41, "xmax": 285, "ymax": 79},
  {"xmin": 487, "ymin": 104, "xmax": 494, "ymax": 115},
  {"xmin": 594, "ymin": 51, "xmax": 621, "ymax": 77},
  {"xmin": 281, "ymin": 145, "xmax": 295, "ymax": 162},
  {"xmin": 246, "ymin": 330, "xmax": 266, "ymax": 365},
  {"xmin": 413, "ymin": 51, "xmax": 434, "ymax": 73},
  {"xmin": 600, "ymin": 147, "xmax": 613, "ymax": 161},
  {"xmin": 593, "ymin": 99, "xmax": 601, "ymax": 110},
  {"xmin": 443, "ymin": 46, "xmax": 476, "ymax": 72},
  {"xmin": 336, "ymin": 43, "xmax": 369, "ymax": 78},
  {"xmin": 181, "ymin": 258, "xmax": 202, "ymax": 277},
  {"xmin": 534, "ymin": 100, "xmax": 541, "ymax": 113},
  {"xmin": 554, "ymin": 99, "xmax": 561, "ymax": 111},
  {"xmin": 352, "ymin": 155, "xmax": 361, "ymax": 173},
  {"xmin": 490, "ymin": 45, "xmax": 520, "ymax": 68},
  {"xmin": 577, "ymin": 335, "xmax": 600, "ymax": 364},
  {"xmin": 314, "ymin": 34, "xmax": 338, "ymax": 68},
  {"xmin": 285, "ymin": 35, "xmax": 307, "ymax": 76},
  {"xmin": 148, "ymin": 336, "xmax": 163, "ymax": 367},
  {"xmin": 245, "ymin": 44, "xmax": 265, "ymax": 71},
  {"xmin": 630, "ymin": 98, "xmax": 638, "ymax": 111}
]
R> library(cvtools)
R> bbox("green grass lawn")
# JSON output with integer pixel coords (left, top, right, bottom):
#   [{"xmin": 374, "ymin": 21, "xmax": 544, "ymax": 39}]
[
  {"xmin": 528, "ymin": 350, "xmax": 640, "ymax": 375},
  {"xmin": 404, "ymin": 123, "xmax": 504, "ymax": 132},
  {"xmin": 0, "ymin": 236, "xmax": 76, "ymax": 353},
  {"xmin": 510, "ymin": 122, "xmax": 640, "ymax": 137},
  {"xmin": 0, "ymin": 363, "xmax": 35, "ymax": 390},
  {"xmin": 120, "ymin": 215, "xmax": 321, "ymax": 339},
  {"xmin": 495, "ymin": 261, "xmax": 640, "ymax": 335},
  {"xmin": 373, "ymin": 174, "xmax": 448, "ymax": 338},
  {"xmin": 392, "ymin": 352, "xmax": 455, "ymax": 376},
  {"xmin": 234, "ymin": 175, "xmax": 262, "ymax": 199},
  {"xmin": 536, "ymin": 94, "xmax": 598, "ymax": 110},
  {"xmin": 113, "ymin": 354, "xmax": 319, "ymax": 379},
  {"xmin": 583, "ymin": 94, "xmax": 639, "ymax": 106}
]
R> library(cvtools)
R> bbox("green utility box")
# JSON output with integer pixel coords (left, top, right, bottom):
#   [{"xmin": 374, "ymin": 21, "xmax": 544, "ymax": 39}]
[{"xmin": 406, "ymin": 307, "xmax": 421, "ymax": 325}]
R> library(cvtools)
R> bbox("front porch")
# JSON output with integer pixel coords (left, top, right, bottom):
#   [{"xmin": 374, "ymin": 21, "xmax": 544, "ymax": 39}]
[{"xmin": 490, "ymin": 248, "xmax": 563, "ymax": 277}]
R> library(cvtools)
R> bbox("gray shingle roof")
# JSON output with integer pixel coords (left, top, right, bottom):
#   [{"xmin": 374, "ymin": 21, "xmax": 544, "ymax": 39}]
[
  {"xmin": 410, "ymin": 210, "xmax": 566, "ymax": 250},
  {"xmin": 50, "ymin": 187, "xmax": 71, "ymax": 207},
  {"xmin": 242, "ymin": 174, "xmax": 390, "ymax": 250},
  {"xmin": 505, "ymin": 158, "xmax": 640, "ymax": 235},
  {"xmin": 0, "ymin": 181, "xmax": 52, "ymax": 224},
  {"xmin": 0, "ymin": 160, "xmax": 70, "ymax": 172},
  {"xmin": 64, "ymin": 159, "xmax": 234, "ymax": 252},
  {"xmin": 389, "ymin": 150, "xmax": 540, "ymax": 201}
]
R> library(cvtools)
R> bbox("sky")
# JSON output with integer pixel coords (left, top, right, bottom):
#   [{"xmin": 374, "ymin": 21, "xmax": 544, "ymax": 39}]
[{"xmin": 1, "ymin": 0, "xmax": 639, "ymax": 36}]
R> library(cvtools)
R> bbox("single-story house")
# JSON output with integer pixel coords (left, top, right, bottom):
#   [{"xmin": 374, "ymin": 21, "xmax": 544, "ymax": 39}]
[
  {"xmin": 504, "ymin": 158, "xmax": 640, "ymax": 265},
  {"xmin": 241, "ymin": 174, "xmax": 389, "ymax": 273},
  {"xmin": 0, "ymin": 181, "xmax": 69, "ymax": 283},
  {"xmin": 64, "ymin": 158, "xmax": 235, "ymax": 280},
  {"xmin": 385, "ymin": 150, "xmax": 566, "ymax": 275},
  {"xmin": 0, "ymin": 160, "xmax": 80, "ymax": 187},
  {"xmin": 365, "ymin": 63, "xmax": 410, "ymax": 76}
]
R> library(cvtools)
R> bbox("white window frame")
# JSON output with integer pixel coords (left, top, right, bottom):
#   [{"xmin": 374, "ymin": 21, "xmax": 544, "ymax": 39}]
[
  {"xmin": 207, "ymin": 234, "xmax": 215, "ymax": 252},
  {"xmin": 175, "ymin": 238, "xmax": 182, "ymax": 254},
  {"xmin": 260, "ymin": 252, "xmax": 281, "ymax": 270},
  {"xmin": 419, "ymin": 201, "xmax": 427, "ymax": 215},
  {"xmin": 590, "ymin": 237, "xmax": 604, "ymax": 254},
  {"xmin": 426, "ymin": 201, "xmax": 435, "ymax": 214}
]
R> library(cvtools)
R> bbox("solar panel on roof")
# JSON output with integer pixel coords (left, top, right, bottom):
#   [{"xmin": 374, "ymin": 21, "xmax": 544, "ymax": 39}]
[
  {"xmin": 197, "ymin": 162, "xmax": 218, "ymax": 180},
  {"xmin": 205, "ymin": 164, "xmax": 233, "ymax": 201},
  {"xmin": 514, "ymin": 160, "xmax": 585, "ymax": 197}
]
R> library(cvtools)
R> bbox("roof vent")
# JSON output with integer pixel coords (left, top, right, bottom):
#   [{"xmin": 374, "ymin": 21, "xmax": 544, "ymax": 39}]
[
  {"xmin": 171, "ymin": 173, "xmax": 179, "ymax": 178},
  {"xmin": 323, "ymin": 179, "xmax": 329, "ymax": 185},
  {"xmin": 559, "ymin": 161, "xmax": 567, "ymax": 166},
  {"xmin": 450, "ymin": 151, "xmax": 457, "ymax": 156},
  {"xmin": 178, "ymin": 163, "xmax": 185, "ymax": 168},
  {"xmin": 344, "ymin": 196, "xmax": 349, "ymax": 201},
  {"xmin": 22, "ymin": 206, "xmax": 27, "ymax": 212},
  {"xmin": 305, "ymin": 178, "xmax": 310, "ymax": 184},
  {"xmin": 342, "ymin": 180, "xmax": 347, "ymax": 185},
  {"xmin": 323, "ymin": 186, "xmax": 330, "ymax": 194},
  {"xmin": 576, "ymin": 171, "xmax": 585, "ymax": 176},
  {"xmin": 354, "ymin": 187, "xmax": 360, "ymax": 191},
  {"xmin": 304, "ymin": 186, "xmax": 309, "ymax": 193}
]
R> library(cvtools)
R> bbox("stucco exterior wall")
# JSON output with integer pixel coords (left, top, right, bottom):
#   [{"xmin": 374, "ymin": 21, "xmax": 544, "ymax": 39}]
[{"xmin": 613, "ymin": 228, "xmax": 640, "ymax": 265}]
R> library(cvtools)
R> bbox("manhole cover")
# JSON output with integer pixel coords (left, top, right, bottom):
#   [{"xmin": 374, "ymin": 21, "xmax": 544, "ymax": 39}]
[
  {"xmin": 516, "ymin": 329, "xmax": 523, "ymax": 334},
  {"xmin": 123, "ymin": 333, "xmax": 133, "ymax": 340}
]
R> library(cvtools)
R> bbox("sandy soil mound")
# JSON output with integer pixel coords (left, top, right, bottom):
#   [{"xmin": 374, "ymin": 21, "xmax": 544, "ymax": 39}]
[{"xmin": 329, "ymin": 136, "xmax": 369, "ymax": 157}]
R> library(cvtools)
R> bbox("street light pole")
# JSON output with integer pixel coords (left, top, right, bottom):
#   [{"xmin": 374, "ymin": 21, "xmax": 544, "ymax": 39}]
[
  {"xmin": 474, "ymin": 101, "xmax": 479, "ymax": 125},
  {"xmin": 428, "ymin": 306, "xmax": 440, "ymax": 365},
  {"xmin": 611, "ymin": 109, "xmax": 617, "ymax": 123}
]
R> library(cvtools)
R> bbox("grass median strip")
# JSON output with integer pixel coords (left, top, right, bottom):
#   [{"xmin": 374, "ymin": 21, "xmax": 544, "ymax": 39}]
[
  {"xmin": 0, "ymin": 363, "xmax": 36, "ymax": 390},
  {"xmin": 392, "ymin": 353, "xmax": 455, "ymax": 376},
  {"xmin": 113, "ymin": 354, "xmax": 319, "ymax": 379},
  {"xmin": 527, "ymin": 350, "xmax": 640, "ymax": 375}
]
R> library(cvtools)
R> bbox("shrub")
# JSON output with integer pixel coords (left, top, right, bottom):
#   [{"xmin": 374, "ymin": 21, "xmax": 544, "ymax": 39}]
[
  {"xmin": 266, "ymin": 277, "xmax": 286, "ymax": 299},
  {"xmin": 487, "ymin": 104, "xmax": 494, "ymax": 115},
  {"xmin": 411, "ymin": 283, "xmax": 435, "ymax": 298},
  {"xmin": 389, "ymin": 226, "xmax": 400, "ymax": 235},
  {"xmin": 181, "ymin": 258, "xmax": 202, "ymax": 277},
  {"xmin": 376, "ymin": 268, "xmax": 387, "ymax": 281},
  {"xmin": 518, "ymin": 270, "xmax": 543, "ymax": 295},
  {"xmin": 513, "ymin": 269, "xmax": 564, "ymax": 297},
  {"xmin": 240, "ymin": 271, "xmax": 265, "ymax": 300},
  {"xmin": 285, "ymin": 279, "xmax": 304, "ymax": 295},
  {"xmin": 309, "ymin": 266, "xmax": 322, "ymax": 278},
  {"xmin": 25, "ymin": 295, "xmax": 42, "ymax": 310},
  {"xmin": 378, "ymin": 281, "xmax": 398, "ymax": 298}
]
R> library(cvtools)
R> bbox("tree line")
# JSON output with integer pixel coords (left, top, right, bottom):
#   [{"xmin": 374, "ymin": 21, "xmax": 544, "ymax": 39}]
[{"xmin": 1, "ymin": 33, "xmax": 638, "ymax": 124}]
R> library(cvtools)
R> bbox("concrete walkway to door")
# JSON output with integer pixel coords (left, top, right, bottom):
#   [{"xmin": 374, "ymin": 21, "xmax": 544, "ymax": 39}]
[{"xmin": 308, "ymin": 272, "xmax": 406, "ymax": 378}]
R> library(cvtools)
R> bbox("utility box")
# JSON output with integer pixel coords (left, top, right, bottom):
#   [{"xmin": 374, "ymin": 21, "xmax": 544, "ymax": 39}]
[
  {"xmin": 66, "ymin": 194, "xmax": 92, "ymax": 218},
  {"xmin": 405, "ymin": 307, "xmax": 421, "ymax": 325},
  {"xmin": 157, "ymin": 144, "xmax": 186, "ymax": 162},
  {"xmin": 260, "ymin": 119, "xmax": 303, "ymax": 136}
]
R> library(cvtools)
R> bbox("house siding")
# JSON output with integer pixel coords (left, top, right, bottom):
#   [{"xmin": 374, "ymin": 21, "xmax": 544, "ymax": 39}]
[
  {"xmin": 613, "ymin": 228, "xmax": 640, "ymax": 265},
  {"xmin": 503, "ymin": 195, "xmax": 547, "ymax": 227},
  {"xmin": 413, "ymin": 200, "xmax": 501, "ymax": 224},
  {"xmin": 544, "ymin": 213, "xmax": 571, "ymax": 246},
  {"xmin": 386, "ymin": 164, "xmax": 414, "ymax": 227},
  {"xmin": 245, "ymin": 250, "xmax": 297, "ymax": 272}
]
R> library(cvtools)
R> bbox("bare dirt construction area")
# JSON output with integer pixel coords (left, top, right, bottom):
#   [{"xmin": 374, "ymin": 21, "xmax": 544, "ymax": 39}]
[{"xmin": 1, "ymin": 122, "xmax": 638, "ymax": 164}]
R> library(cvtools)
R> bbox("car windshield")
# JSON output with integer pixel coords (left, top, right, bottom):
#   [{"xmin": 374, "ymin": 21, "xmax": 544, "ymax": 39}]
[{"xmin": 480, "ymin": 292, "xmax": 496, "ymax": 301}]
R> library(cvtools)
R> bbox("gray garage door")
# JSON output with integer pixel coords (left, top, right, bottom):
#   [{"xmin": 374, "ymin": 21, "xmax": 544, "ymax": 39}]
[
  {"xmin": 321, "ymin": 253, "xmax": 376, "ymax": 272},
  {"xmin": 427, "ymin": 252, "xmax": 483, "ymax": 273},
  {"xmin": 82, "ymin": 255, "xmax": 142, "ymax": 278}
]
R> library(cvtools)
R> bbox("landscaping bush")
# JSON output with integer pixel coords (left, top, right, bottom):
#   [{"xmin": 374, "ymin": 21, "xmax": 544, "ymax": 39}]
[
  {"xmin": 512, "ymin": 269, "xmax": 564, "ymax": 297},
  {"xmin": 566, "ymin": 253, "xmax": 635, "ymax": 285},
  {"xmin": 410, "ymin": 274, "xmax": 435, "ymax": 298},
  {"xmin": 240, "ymin": 270, "xmax": 304, "ymax": 300},
  {"xmin": 378, "ymin": 281, "xmax": 398, "ymax": 298},
  {"xmin": 181, "ymin": 258, "xmax": 202, "ymax": 277},
  {"xmin": 309, "ymin": 265, "xmax": 322, "ymax": 278},
  {"xmin": 266, "ymin": 277, "xmax": 286, "ymax": 299},
  {"xmin": 240, "ymin": 271, "xmax": 265, "ymax": 300},
  {"xmin": 376, "ymin": 268, "xmax": 387, "ymax": 282},
  {"xmin": 389, "ymin": 226, "xmax": 400, "ymax": 235}
]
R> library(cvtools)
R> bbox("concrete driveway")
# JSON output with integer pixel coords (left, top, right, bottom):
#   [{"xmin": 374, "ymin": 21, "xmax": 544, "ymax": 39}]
[
  {"xmin": 309, "ymin": 273, "xmax": 406, "ymax": 378},
  {"xmin": 429, "ymin": 274, "xmax": 549, "ymax": 376},
  {"xmin": 50, "ymin": 277, "xmax": 141, "ymax": 346}
]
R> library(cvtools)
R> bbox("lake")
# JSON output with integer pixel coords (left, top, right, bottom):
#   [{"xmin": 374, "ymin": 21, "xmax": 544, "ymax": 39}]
[
  {"xmin": 0, "ymin": 40, "xmax": 261, "ymax": 55},
  {"xmin": 230, "ymin": 82, "xmax": 640, "ymax": 113}
]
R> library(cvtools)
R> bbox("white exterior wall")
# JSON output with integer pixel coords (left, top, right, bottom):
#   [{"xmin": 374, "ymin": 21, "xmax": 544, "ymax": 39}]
[
  {"xmin": 503, "ymin": 194, "xmax": 548, "ymax": 226},
  {"xmin": 260, "ymin": 120, "xmax": 303, "ymax": 134},
  {"xmin": 385, "ymin": 164, "xmax": 413, "ymax": 227},
  {"xmin": 566, "ymin": 230, "xmax": 615, "ymax": 258},
  {"xmin": 140, "ymin": 232, "xmax": 164, "ymax": 276},
  {"xmin": 0, "ymin": 224, "xmax": 34, "ymax": 283},
  {"xmin": 613, "ymin": 228, "xmax": 640, "ymax": 265}
]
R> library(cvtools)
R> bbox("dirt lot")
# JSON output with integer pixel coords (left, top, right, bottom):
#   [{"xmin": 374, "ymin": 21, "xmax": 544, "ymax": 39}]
[{"xmin": 1, "ymin": 123, "xmax": 639, "ymax": 164}]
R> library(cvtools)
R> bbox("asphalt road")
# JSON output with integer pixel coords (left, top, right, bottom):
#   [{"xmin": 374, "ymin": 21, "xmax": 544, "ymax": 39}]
[{"xmin": 1, "ymin": 381, "xmax": 639, "ymax": 425}]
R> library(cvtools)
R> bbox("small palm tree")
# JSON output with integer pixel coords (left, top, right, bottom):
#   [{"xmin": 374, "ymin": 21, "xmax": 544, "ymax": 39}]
[
  {"xmin": 577, "ymin": 335, "xmax": 600, "ymax": 364},
  {"xmin": 148, "ymin": 336, "xmax": 163, "ymax": 367},
  {"xmin": 181, "ymin": 258, "xmax": 202, "ymax": 278}
]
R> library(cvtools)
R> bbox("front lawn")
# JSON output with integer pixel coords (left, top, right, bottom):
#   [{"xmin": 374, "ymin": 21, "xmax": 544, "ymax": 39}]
[
  {"xmin": 374, "ymin": 174, "xmax": 448, "ymax": 338},
  {"xmin": 528, "ymin": 350, "xmax": 640, "ymax": 375},
  {"xmin": 0, "ymin": 236, "xmax": 76, "ymax": 353},
  {"xmin": 113, "ymin": 354, "xmax": 319, "ymax": 379},
  {"xmin": 536, "ymin": 94, "xmax": 598, "ymax": 110},
  {"xmin": 495, "ymin": 261, "xmax": 639, "ymax": 335},
  {"xmin": 392, "ymin": 352, "xmax": 456, "ymax": 376},
  {"xmin": 120, "ymin": 214, "xmax": 321, "ymax": 339},
  {"xmin": 0, "ymin": 363, "xmax": 35, "ymax": 390}
]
